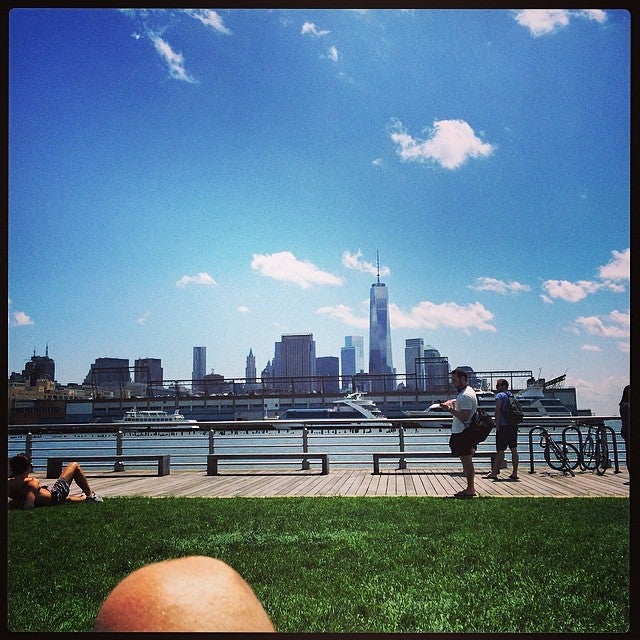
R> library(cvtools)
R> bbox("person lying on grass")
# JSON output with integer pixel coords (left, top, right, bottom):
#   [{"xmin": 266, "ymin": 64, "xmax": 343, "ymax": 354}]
[{"xmin": 7, "ymin": 453, "xmax": 103, "ymax": 510}]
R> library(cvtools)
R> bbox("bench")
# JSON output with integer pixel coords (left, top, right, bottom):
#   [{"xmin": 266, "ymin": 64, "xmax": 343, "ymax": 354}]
[
  {"xmin": 46, "ymin": 455, "xmax": 171, "ymax": 478},
  {"xmin": 373, "ymin": 451, "xmax": 495, "ymax": 474},
  {"xmin": 206, "ymin": 453, "xmax": 329, "ymax": 476}
]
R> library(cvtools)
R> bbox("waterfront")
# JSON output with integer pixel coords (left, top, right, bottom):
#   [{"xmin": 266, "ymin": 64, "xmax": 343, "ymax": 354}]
[{"xmin": 9, "ymin": 419, "xmax": 625, "ymax": 474}]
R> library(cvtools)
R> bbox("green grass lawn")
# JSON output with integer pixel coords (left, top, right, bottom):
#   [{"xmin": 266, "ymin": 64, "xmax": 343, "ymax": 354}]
[{"xmin": 7, "ymin": 496, "xmax": 629, "ymax": 632}]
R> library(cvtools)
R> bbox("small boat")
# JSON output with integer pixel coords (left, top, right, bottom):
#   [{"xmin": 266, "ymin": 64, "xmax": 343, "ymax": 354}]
[
  {"xmin": 116, "ymin": 409, "xmax": 199, "ymax": 430},
  {"xmin": 276, "ymin": 393, "xmax": 387, "ymax": 429}
]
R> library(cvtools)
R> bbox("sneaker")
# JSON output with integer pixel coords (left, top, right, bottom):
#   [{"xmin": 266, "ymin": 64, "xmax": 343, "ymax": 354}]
[{"xmin": 85, "ymin": 492, "xmax": 104, "ymax": 503}]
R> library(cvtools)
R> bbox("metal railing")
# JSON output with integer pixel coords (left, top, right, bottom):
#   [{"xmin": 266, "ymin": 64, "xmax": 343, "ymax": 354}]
[{"xmin": 9, "ymin": 417, "xmax": 625, "ymax": 474}]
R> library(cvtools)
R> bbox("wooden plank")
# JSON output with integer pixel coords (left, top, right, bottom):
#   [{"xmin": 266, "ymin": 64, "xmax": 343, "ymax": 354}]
[{"xmin": 41, "ymin": 466, "xmax": 629, "ymax": 499}]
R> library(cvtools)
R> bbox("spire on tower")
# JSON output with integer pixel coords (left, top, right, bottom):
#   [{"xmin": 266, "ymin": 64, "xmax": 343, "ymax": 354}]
[{"xmin": 376, "ymin": 250, "xmax": 380, "ymax": 284}]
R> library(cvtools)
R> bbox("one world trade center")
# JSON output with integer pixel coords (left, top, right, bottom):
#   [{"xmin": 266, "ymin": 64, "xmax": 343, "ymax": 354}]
[{"xmin": 368, "ymin": 254, "xmax": 393, "ymax": 391}]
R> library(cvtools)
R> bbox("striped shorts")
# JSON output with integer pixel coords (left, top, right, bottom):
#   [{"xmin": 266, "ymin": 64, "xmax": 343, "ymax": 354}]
[{"xmin": 49, "ymin": 477, "xmax": 71, "ymax": 505}]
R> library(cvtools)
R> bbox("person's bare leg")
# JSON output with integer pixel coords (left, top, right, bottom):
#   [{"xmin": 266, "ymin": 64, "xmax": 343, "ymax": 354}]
[
  {"xmin": 488, "ymin": 450, "xmax": 504, "ymax": 478},
  {"xmin": 94, "ymin": 556, "xmax": 275, "ymax": 632},
  {"xmin": 510, "ymin": 447, "xmax": 519, "ymax": 478},
  {"xmin": 460, "ymin": 454, "xmax": 476, "ymax": 494},
  {"xmin": 60, "ymin": 462, "xmax": 93, "ymax": 497}
]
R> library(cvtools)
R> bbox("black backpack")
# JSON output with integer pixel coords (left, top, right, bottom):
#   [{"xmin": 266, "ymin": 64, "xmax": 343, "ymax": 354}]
[
  {"xmin": 467, "ymin": 408, "xmax": 495, "ymax": 444},
  {"xmin": 503, "ymin": 392, "xmax": 524, "ymax": 425}
]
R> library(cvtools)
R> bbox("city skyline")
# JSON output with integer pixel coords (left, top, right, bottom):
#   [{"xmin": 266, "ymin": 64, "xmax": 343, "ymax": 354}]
[{"xmin": 8, "ymin": 9, "xmax": 630, "ymax": 415}]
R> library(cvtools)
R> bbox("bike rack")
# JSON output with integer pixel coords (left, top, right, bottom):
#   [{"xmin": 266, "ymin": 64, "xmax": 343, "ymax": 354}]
[
  {"xmin": 527, "ymin": 426, "xmax": 577, "ymax": 475},
  {"xmin": 527, "ymin": 426, "xmax": 546, "ymax": 474},
  {"xmin": 528, "ymin": 423, "xmax": 622, "ymax": 475}
]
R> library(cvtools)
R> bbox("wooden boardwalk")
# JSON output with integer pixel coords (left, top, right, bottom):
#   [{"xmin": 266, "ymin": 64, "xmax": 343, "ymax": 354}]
[{"xmin": 48, "ymin": 464, "xmax": 631, "ymax": 499}]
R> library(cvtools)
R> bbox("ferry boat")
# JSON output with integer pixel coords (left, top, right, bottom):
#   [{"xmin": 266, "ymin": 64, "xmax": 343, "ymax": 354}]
[
  {"xmin": 116, "ymin": 409, "xmax": 199, "ymax": 430},
  {"xmin": 276, "ymin": 393, "xmax": 387, "ymax": 429}
]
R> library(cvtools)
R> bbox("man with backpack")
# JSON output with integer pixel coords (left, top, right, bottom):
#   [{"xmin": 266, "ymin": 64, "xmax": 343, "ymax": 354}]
[
  {"xmin": 484, "ymin": 379, "xmax": 522, "ymax": 481},
  {"xmin": 440, "ymin": 367, "xmax": 478, "ymax": 498}
]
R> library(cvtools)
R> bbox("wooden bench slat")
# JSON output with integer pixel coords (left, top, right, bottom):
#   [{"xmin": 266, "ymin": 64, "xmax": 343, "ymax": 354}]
[
  {"xmin": 47, "ymin": 455, "xmax": 170, "ymax": 477},
  {"xmin": 373, "ymin": 451, "xmax": 494, "ymax": 474},
  {"xmin": 207, "ymin": 453, "xmax": 329, "ymax": 476}
]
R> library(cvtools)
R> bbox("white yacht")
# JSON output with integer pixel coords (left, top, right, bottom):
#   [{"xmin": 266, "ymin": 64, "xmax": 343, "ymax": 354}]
[
  {"xmin": 116, "ymin": 409, "xmax": 199, "ymax": 430},
  {"xmin": 404, "ymin": 382, "xmax": 573, "ymax": 427},
  {"xmin": 276, "ymin": 393, "xmax": 387, "ymax": 428}
]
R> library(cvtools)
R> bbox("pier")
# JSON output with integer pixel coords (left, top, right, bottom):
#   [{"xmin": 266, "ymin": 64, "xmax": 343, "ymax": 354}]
[{"xmin": 39, "ymin": 466, "xmax": 630, "ymax": 499}]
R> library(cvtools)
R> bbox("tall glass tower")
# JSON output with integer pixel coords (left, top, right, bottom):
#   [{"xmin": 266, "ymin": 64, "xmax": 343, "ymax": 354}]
[
  {"xmin": 345, "ymin": 335, "xmax": 365, "ymax": 373},
  {"xmin": 192, "ymin": 347, "xmax": 206, "ymax": 393},
  {"xmin": 368, "ymin": 254, "xmax": 393, "ymax": 390},
  {"xmin": 404, "ymin": 338, "xmax": 425, "ymax": 391}
]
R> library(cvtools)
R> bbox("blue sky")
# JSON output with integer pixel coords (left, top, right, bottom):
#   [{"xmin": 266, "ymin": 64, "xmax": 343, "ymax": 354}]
[{"xmin": 8, "ymin": 8, "xmax": 630, "ymax": 415}]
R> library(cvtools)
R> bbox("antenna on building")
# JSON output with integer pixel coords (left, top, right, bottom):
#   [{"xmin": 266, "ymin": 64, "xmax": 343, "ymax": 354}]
[{"xmin": 376, "ymin": 250, "xmax": 380, "ymax": 284}]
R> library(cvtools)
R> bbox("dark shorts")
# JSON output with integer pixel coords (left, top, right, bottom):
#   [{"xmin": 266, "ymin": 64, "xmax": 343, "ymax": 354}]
[
  {"xmin": 449, "ymin": 430, "xmax": 477, "ymax": 456},
  {"xmin": 496, "ymin": 425, "xmax": 518, "ymax": 452},
  {"xmin": 49, "ymin": 477, "xmax": 70, "ymax": 506}
]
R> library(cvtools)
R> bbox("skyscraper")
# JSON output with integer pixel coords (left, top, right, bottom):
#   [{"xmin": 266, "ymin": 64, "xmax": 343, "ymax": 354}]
[
  {"xmin": 134, "ymin": 358, "xmax": 163, "ymax": 384},
  {"xmin": 280, "ymin": 333, "xmax": 316, "ymax": 392},
  {"xmin": 245, "ymin": 348, "xmax": 257, "ymax": 382},
  {"xmin": 84, "ymin": 358, "xmax": 130, "ymax": 387},
  {"xmin": 420, "ymin": 345, "xmax": 450, "ymax": 393},
  {"xmin": 21, "ymin": 346, "xmax": 55, "ymax": 385},
  {"xmin": 316, "ymin": 356, "xmax": 340, "ymax": 394},
  {"xmin": 192, "ymin": 347, "xmax": 206, "ymax": 393},
  {"xmin": 404, "ymin": 338, "xmax": 425, "ymax": 391},
  {"xmin": 368, "ymin": 254, "xmax": 393, "ymax": 390},
  {"xmin": 345, "ymin": 335, "xmax": 365, "ymax": 373},
  {"xmin": 340, "ymin": 345, "xmax": 356, "ymax": 388}
]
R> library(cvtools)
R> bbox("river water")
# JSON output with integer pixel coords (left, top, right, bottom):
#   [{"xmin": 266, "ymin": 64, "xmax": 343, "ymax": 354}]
[{"xmin": 8, "ymin": 421, "xmax": 625, "ymax": 472}]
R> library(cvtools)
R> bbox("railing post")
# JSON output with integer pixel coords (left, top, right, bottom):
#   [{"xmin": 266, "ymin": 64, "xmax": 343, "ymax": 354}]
[
  {"xmin": 114, "ymin": 430, "xmax": 125, "ymax": 471},
  {"xmin": 301, "ymin": 426, "xmax": 310, "ymax": 469},
  {"xmin": 209, "ymin": 429, "xmax": 215, "ymax": 454},
  {"xmin": 398, "ymin": 424, "xmax": 406, "ymax": 469},
  {"xmin": 25, "ymin": 432, "xmax": 32, "ymax": 459}
]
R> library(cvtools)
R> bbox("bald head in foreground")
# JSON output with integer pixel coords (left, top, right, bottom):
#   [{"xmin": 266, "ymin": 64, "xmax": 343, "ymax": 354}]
[{"xmin": 94, "ymin": 555, "xmax": 275, "ymax": 632}]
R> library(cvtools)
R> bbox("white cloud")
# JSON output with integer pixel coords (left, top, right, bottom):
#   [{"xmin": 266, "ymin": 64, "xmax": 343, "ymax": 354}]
[
  {"xmin": 150, "ymin": 34, "xmax": 196, "ymax": 83},
  {"xmin": 372, "ymin": 158, "xmax": 383, "ymax": 166},
  {"xmin": 185, "ymin": 9, "xmax": 232, "ymax": 35},
  {"xmin": 327, "ymin": 46, "xmax": 339, "ymax": 62},
  {"xmin": 541, "ymin": 279, "xmax": 620, "ymax": 303},
  {"xmin": 390, "ymin": 301, "xmax": 495, "ymax": 334},
  {"xmin": 301, "ymin": 22, "xmax": 329, "ymax": 37},
  {"xmin": 176, "ymin": 272, "xmax": 217, "ymax": 287},
  {"xmin": 598, "ymin": 248, "xmax": 630, "ymax": 282},
  {"xmin": 251, "ymin": 252, "xmax": 344, "ymax": 288},
  {"xmin": 390, "ymin": 118, "xmax": 494, "ymax": 170},
  {"xmin": 317, "ymin": 299, "xmax": 495, "ymax": 334},
  {"xmin": 542, "ymin": 249, "xmax": 629, "ymax": 303},
  {"xmin": 580, "ymin": 344, "xmax": 602, "ymax": 352},
  {"xmin": 342, "ymin": 250, "xmax": 390, "ymax": 277},
  {"xmin": 9, "ymin": 310, "xmax": 34, "ymax": 327},
  {"xmin": 513, "ymin": 9, "xmax": 607, "ymax": 37},
  {"xmin": 513, "ymin": 9, "xmax": 570, "ymax": 36},
  {"xmin": 316, "ymin": 304, "xmax": 369, "ymax": 329},
  {"xmin": 238, "ymin": 306, "xmax": 250, "ymax": 314},
  {"xmin": 579, "ymin": 9, "xmax": 607, "ymax": 23},
  {"xmin": 574, "ymin": 309, "xmax": 630, "ymax": 339},
  {"xmin": 469, "ymin": 277, "xmax": 531, "ymax": 295},
  {"xmin": 136, "ymin": 312, "xmax": 151, "ymax": 325}
]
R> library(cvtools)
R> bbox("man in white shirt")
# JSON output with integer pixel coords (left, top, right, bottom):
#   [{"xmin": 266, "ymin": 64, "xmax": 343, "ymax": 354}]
[{"xmin": 440, "ymin": 367, "xmax": 478, "ymax": 498}]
